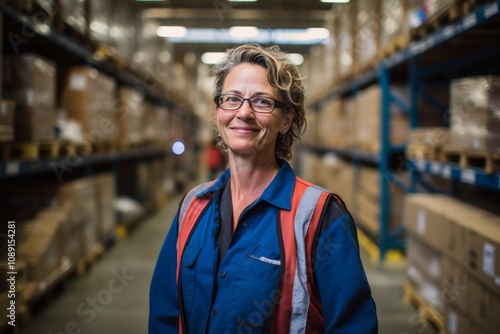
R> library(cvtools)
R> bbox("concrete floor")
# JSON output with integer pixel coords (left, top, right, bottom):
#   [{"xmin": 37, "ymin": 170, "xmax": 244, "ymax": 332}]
[{"xmin": 20, "ymin": 195, "xmax": 427, "ymax": 334}]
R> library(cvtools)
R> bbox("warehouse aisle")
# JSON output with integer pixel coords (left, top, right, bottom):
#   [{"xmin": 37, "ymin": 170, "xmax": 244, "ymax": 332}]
[{"xmin": 21, "ymin": 195, "xmax": 421, "ymax": 334}]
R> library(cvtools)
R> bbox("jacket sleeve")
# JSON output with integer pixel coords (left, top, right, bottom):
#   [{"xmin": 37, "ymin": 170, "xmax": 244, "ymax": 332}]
[
  {"xmin": 149, "ymin": 212, "xmax": 180, "ymax": 334},
  {"xmin": 314, "ymin": 213, "xmax": 378, "ymax": 333}
]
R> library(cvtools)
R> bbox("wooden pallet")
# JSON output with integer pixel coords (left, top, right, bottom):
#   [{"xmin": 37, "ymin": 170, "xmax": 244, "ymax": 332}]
[
  {"xmin": 74, "ymin": 244, "xmax": 105, "ymax": 277},
  {"xmin": 439, "ymin": 147, "xmax": 500, "ymax": 174},
  {"xmin": 92, "ymin": 141, "xmax": 120, "ymax": 154},
  {"xmin": 411, "ymin": 0, "xmax": 462, "ymax": 39},
  {"xmin": 406, "ymin": 143, "xmax": 443, "ymax": 161},
  {"xmin": 0, "ymin": 140, "xmax": 93, "ymax": 161},
  {"xmin": 0, "ymin": 141, "xmax": 61, "ymax": 160},
  {"xmin": 59, "ymin": 140, "xmax": 93, "ymax": 157},
  {"xmin": 410, "ymin": 0, "xmax": 488, "ymax": 40},
  {"xmin": 402, "ymin": 281, "xmax": 445, "ymax": 334},
  {"xmin": 378, "ymin": 34, "xmax": 410, "ymax": 59}
]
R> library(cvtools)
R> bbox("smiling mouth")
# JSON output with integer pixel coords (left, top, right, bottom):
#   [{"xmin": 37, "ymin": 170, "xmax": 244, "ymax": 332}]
[{"xmin": 231, "ymin": 127, "xmax": 259, "ymax": 133}]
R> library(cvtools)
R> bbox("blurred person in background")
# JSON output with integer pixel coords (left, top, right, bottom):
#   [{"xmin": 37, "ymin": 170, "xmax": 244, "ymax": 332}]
[
  {"xmin": 206, "ymin": 138, "xmax": 225, "ymax": 180},
  {"xmin": 149, "ymin": 44, "xmax": 377, "ymax": 333}
]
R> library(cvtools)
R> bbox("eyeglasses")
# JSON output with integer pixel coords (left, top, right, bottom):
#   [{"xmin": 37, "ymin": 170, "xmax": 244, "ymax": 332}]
[{"xmin": 214, "ymin": 94, "xmax": 286, "ymax": 114}]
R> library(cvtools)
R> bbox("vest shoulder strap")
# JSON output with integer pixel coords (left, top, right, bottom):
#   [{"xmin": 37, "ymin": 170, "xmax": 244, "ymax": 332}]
[
  {"xmin": 176, "ymin": 181, "xmax": 214, "ymax": 281},
  {"xmin": 272, "ymin": 177, "xmax": 330, "ymax": 334}
]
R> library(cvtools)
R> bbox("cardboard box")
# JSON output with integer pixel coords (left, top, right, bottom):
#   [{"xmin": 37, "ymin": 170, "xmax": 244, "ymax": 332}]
[
  {"xmin": 0, "ymin": 99, "xmax": 15, "ymax": 142},
  {"xmin": 336, "ymin": 2, "xmax": 356, "ymax": 81},
  {"xmin": 17, "ymin": 218, "xmax": 65, "ymax": 284},
  {"xmin": 441, "ymin": 255, "xmax": 469, "ymax": 314},
  {"xmin": 0, "ymin": 99, "xmax": 14, "ymax": 127},
  {"xmin": 93, "ymin": 173, "xmax": 116, "ymax": 242},
  {"xmin": 116, "ymin": 86, "xmax": 145, "ymax": 146},
  {"xmin": 2, "ymin": 53, "xmax": 56, "ymax": 141},
  {"xmin": 319, "ymin": 99, "xmax": 347, "ymax": 148},
  {"xmin": 466, "ymin": 211, "xmax": 500, "ymax": 293},
  {"xmin": 443, "ymin": 212, "xmax": 473, "ymax": 268},
  {"xmin": 36, "ymin": 207, "xmax": 84, "ymax": 265},
  {"xmin": 354, "ymin": 85, "xmax": 409, "ymax": 152},
  {"xmin": 59, "ymin": 178, "xmax": 98, "ymax": 256},
  {"xmin": 468, "ymin": 275, "xmax": 500, "ymax": 333},
  {"xmin": 379, "ymin": 0, "xmax": 410, "ymax": 51},
  {"xmin": 444, "ymin": 303, "xmax": 487, "ymax": 334},
  {"xmin": 355, "ymin": 166, "xmax": 405, "ymax": 237},
  {"xmin": 353, "ymin": 0, "xmax": 380, "ymax": 73},
  {"xmin": 58, "ymin": 67, "xmax": 117, "ymax": 144},
  {"xmin": 407, "ymin": 234, "xmax": 443, "ymax": 283},
  {"xmin": 404, "ymin": 194, "xmax": 449, "ymax": 252}
]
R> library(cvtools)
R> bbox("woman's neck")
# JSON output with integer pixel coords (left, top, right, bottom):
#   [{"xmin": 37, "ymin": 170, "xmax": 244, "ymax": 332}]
[{"xmin": 228, "ymin": 154, "xmax": 280, "ymax": 203}]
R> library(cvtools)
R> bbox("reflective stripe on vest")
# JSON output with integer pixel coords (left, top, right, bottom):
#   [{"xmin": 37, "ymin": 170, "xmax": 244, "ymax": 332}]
[
  {"xmin": 176, "ymin": 177, "xmax": 329, "ymax": 334},
  {"xmin": 272, "ymin": 177, "xmax": 329, "ymax": 334}
]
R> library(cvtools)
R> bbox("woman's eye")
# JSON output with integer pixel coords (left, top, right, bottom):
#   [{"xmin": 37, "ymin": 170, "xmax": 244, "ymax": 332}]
[
  {"xmin": 253, "ymin": 98, "xmax": 272, "ymax": 106},
  {"xmin": 227, "ymin": 96, "xmax": 241, "ymax": 102}
]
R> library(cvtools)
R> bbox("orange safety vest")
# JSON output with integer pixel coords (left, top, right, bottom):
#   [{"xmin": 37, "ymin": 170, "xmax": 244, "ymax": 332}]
[{"xmin": 176, "ymin": 177, "xmax": 334, "ymax": 333}]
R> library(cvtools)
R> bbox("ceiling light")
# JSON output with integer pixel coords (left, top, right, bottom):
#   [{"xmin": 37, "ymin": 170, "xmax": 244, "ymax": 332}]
[
  {"xmin": 201, "ymin": 52, "xmax": 226, "ymax": 65},
  {"xmin": 136, "ymin": 0, "xmax": 166, "ymax": 2},
  {"xmin": 229, "ymin": 26, "xmax": 260, "ymax": 39},
  {"xmin": 306, "ymin": 28, "xmax": 330, "ymax": 39},
  {"xmin": 156, "ymin": 26, "xmax": 188, "ymax": 38},
  {"xmin": 228, "ymin": 0, "xmax": 258, "ymax": 2},
  {"xmin": 320, "ymin": 0, "xmax": 350, "ymax": 3},
  {"xmin": 288, "ymin": 53, "xmax": 304, "ymax": 66}
]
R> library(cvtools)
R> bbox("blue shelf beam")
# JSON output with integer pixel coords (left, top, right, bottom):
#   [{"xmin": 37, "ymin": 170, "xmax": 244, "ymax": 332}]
[
  {"xmin": 0, "ymin": 148, "xmax": 167, "ymax": 180},
  {"xmin": 382, "ymin": 0, "xmax": 500, "ymax": 69},
  {"xmin": 410, "ymin": 160, "xmax": 500, "ymax": 192}
]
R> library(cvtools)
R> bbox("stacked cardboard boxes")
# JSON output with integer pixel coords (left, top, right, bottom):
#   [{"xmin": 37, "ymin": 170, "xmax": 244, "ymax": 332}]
[
  {"xmin": 404, "ymin": 194, "xmax": 500, "ymax": 333},
  {"xmin": 318, "ymin": 98, "xmax": 352, "ymax": 149},
  {"xmin": 93, "ymin": 173, "xmax": 116, "ymax": 242},
  {"xmin": 354, "ymin": 84, "xmax": 409, "ymax": 152},
  {"xmin": 0, "ymin": 173, "xmax": 117, "ymax": 303},
  {"xmin": 0, "ymin": 99, "xmax": 14, "ymax": 142},
  {"xmin": 354, "ymin": 0, "xmax": 380, "ymax": 74},
  {"xmin": 116, "ymin": 86, "xmax": 145, "ymax": 146},
  {"xmin": 336, "ymin": 2, "xmax": 356, "ymax": 82},
  {"xmin": 379, "ymin": 0, "xmax": 412, "ymax": 51},
  {"xmin": 355, "ymin": 166, "xmax": 406, "ymax": 238},
  {"xmin": 2, "ymin": 54, "xmax": 56, "ymax": 141},
  {"xmin": 58, "ymin": 67, "xmax": 117, "ymax": 144}
]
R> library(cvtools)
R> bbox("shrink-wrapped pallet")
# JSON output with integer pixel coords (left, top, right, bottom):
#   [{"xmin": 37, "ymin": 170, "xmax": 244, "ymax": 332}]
[{"xmin": 449, "ymin": 76, "xmax": 500, "ymax": 152}]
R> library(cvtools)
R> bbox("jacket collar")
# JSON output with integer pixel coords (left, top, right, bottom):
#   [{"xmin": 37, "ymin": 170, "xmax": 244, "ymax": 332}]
[{"xmin": 197, "ymin": 160, "xmax": 295, "ymax": 211}]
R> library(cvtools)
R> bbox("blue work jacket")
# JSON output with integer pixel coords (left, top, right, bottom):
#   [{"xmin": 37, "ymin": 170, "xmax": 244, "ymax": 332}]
[{"xmin": 149, "ymin": 161, "xmax": 378, "ymax": 333}]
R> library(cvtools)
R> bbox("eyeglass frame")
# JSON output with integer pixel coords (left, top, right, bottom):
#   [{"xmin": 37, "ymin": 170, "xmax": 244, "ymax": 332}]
[{"xmin": 213, "ymin": 94, "xmax": 287, "ymax": 114}]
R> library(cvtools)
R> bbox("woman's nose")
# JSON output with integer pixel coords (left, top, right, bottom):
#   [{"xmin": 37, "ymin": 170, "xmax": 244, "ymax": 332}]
[{"xmin": 236, "ymin": 100, "xmax": 255, "ymax": 119}]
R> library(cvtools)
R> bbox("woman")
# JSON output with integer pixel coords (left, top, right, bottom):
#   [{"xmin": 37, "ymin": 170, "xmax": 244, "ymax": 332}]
[{"xmin": 149, "ymin": 44, "xmax": 377, "ymax": 333}]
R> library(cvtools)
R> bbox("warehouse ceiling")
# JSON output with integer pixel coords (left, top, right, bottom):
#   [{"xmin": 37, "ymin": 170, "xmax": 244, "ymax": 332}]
[{"xmin": 131, "ymin": 0, "xmax": 341, "ymax": 53}]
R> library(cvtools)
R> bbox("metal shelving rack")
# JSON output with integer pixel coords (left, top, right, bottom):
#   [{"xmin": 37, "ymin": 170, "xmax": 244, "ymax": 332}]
[
  {"xmin": 309, "ymin": 0, "xmax": 500, "ymax": 260},
  {"xmin": 0, "ymin": 2, "xmax": 198, "ymax": 182}
]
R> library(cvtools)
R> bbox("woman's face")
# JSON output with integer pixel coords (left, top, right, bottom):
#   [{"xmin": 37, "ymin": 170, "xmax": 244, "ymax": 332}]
[{"xmin": 216, "ymin": 63, "xmax": 294, "ymax": 160}]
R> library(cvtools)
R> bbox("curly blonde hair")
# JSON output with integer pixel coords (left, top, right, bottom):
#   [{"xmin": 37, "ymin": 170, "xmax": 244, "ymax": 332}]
[{"xmin": 211, "ymin": 44, "xmax": 306, "ymax": 160}]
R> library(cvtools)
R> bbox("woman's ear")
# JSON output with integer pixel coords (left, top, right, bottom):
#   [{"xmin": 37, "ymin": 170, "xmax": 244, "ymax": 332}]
[{"xmin": 283, "ymin": 108, "xmax": 295, "ymax": 133}]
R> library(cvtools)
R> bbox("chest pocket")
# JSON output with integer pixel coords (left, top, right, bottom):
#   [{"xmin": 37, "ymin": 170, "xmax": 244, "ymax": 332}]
[
  {"xmin": 227, "ymin": 244, "xmax": 282, "ymax": 330},
  {"xmin": 180, "ymin": 246, "xmax": 202, "ymax": 314}
]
